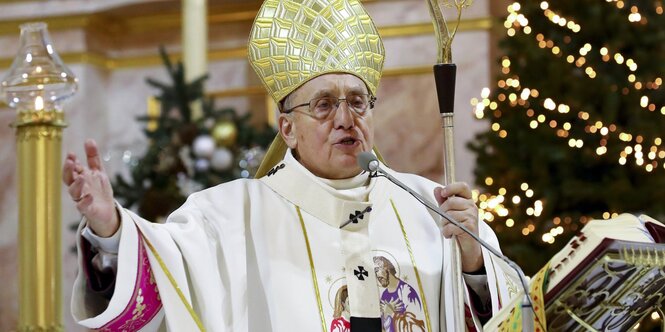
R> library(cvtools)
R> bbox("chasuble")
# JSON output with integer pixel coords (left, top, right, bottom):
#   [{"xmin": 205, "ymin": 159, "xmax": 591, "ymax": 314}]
[{"xmin": 72, "ymin": 151, "xmax": 519, "ymax": 331}]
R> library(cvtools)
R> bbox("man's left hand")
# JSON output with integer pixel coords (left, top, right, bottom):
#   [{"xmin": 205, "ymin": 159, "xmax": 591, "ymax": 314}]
[{"xmin": 434, "ymin": 183, "xmax": 483, "ymax": 273}]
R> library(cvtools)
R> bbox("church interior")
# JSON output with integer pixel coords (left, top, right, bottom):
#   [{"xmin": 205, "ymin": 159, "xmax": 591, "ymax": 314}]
[{"xmin": 0, "ymin": 0, "xmax": 663, "ymax": 331}]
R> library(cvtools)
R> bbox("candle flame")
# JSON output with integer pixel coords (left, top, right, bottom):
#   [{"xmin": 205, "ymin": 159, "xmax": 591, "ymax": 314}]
[{"xmin": 34, "ymin": 96, "xmax": 44, "ymax": 111}]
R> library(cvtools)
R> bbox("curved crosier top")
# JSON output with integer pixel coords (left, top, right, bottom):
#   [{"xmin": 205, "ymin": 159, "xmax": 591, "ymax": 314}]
[{"xmin": 248, "ymin": 0, "xmax": 386, "ymax": 105}]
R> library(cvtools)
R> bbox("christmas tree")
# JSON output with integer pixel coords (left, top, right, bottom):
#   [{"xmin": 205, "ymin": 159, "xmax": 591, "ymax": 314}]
[
  {"xmin": 112, "ymin": 49, "xmax": 276, "ymax": 222},
  {"xmin": 470, "ymin": 1, "xmax": 665, "ymax": 274}
]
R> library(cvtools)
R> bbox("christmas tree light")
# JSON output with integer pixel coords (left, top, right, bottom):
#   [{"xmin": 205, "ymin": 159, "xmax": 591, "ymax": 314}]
[{"xmin": 468, "ymin": 1, "xmax": 665, "ymax": 274}]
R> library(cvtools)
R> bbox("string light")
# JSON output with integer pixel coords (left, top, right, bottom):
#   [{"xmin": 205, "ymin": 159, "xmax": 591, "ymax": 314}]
[
  {"xmin": 473, "ymin": 64, "xmax": 665, "ymax": 172},
  {"xmin": 503, "ymin": 1, "xmax": 664, "ymax": 116},
  {"xmin": 474, "ymin": 183, "xmax": 595, "ymax": 243},
  {"xmin": 474, "ymin": 184, "xmax": 540, "ymax": 228},
  {"xmin": 469, "ymin": 1, "xmax": 662, "ymax": 242}
]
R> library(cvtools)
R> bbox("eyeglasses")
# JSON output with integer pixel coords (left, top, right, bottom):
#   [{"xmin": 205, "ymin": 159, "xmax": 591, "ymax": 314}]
[{"xmin": 282, "ymin": 93, "xmax": 377, "ymax": 120}]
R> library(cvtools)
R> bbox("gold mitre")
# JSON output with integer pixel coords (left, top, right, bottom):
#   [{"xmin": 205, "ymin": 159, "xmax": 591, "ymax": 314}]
[{"xmin": 248, "ymin": 0, "xmax": 386, "ymax": 105}]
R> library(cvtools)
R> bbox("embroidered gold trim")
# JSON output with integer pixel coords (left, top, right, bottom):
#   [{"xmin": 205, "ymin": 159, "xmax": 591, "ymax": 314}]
[
  {"xmin": 296, "ymin": 206, "xmax": 328, "ymax": 332},
  {"xmin": 140, "ymin": 233, "xmax": 206, "ymax": 332},
  {"xmin": 390, "ymin": 199, "xmax": 433, "ymax": 332},
  {"xmin": 484, "ymin": 253, "xmax": 503, "ymax": 308}
]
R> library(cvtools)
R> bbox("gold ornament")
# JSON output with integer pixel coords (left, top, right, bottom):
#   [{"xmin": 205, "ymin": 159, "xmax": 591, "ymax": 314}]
[
  {"xmin": 247, "ymin": 0, "xmax": 385, "ymax": 105},
  {"xmin": 212, "ymin": 121, "xmax": 238, "ymax": 147}
]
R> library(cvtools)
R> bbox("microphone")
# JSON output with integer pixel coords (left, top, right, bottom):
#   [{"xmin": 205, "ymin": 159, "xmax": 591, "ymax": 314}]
[
  {"xmin": 356, "ymin": 152, "xmax": 541, "ymax": 331},
  {"xmin": 357, "ymin": 152, "xmax": 379, "ymax": 172}
]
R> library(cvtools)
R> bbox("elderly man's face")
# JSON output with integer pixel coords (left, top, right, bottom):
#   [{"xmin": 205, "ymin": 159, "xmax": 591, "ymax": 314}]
[{"xmin": 279, "ymin": 74, "xmax": 375, "ymax": 179}]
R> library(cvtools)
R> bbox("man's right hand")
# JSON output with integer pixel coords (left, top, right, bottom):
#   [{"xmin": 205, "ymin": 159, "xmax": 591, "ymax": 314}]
[{"xmin": 63, "ymin": 139, "xmax": 119, "ymax": 237}]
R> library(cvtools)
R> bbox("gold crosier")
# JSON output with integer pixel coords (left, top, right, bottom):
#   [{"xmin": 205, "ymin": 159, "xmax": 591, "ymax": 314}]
[
  {"xmin": 426, "ymin": 0, "xmax": 474, "ymax": 330},
  {"xmin": 426, "ymin": 0, "xmax": 473, "ymax": 184},
  {"xmin": 2, "ymin": 23, "xmax": 78, "ymax": 331},
  {"xmin": 427, "ymin": 0, "xmax": 474, "ymax": 65}
]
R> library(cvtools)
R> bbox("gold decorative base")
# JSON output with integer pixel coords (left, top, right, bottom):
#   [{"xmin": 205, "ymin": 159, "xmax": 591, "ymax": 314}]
[{"xmin": 16, "ymin": 324, "xmax": 65, "ymax": 332}]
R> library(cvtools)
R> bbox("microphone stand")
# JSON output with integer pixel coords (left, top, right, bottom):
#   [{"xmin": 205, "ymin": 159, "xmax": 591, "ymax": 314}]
[{"xmin": 368, "ymin": 164, "xmax": 541, "ymax": 331}]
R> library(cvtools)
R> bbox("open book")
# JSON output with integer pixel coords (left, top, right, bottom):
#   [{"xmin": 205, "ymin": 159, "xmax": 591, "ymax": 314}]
[{"xmin": 485, "ymin": 214, "xmax": 665, "ymax": 331}]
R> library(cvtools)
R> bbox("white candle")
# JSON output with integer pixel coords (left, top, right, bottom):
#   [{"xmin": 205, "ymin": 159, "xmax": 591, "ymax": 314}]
[{"xmin": 183, "ymin": 0, "xmax": 208, "ymax": 119}]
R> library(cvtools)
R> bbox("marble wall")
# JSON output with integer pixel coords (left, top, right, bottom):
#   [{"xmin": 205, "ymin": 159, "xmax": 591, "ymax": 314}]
[{"xmin": 0, "ymin": 0, "xmax": 495, "ymax": 330}]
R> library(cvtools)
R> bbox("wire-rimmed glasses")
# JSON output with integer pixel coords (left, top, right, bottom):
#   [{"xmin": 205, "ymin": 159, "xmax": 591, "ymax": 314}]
[{"xmin": 283, "ymin": 94, "xmax": 377, "ymax": 120}]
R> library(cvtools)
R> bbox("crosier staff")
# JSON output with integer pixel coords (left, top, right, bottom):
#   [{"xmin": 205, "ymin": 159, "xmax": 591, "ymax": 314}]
[{"xmin": 426, "ymin": 0, "xmax": 474, "ymax": 330}]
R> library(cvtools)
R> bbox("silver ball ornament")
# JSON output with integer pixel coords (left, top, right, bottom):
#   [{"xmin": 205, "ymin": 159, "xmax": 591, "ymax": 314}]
[
  {"xmin": 195, "ymin": 158, "xmax": 210, "ymax": 172},
  {"xmin": 193, "ymin": 135, "xmax": 215, "ymax": 158},
  {"xmin": 210, "ymin": 148, "xmax": 234, "ymax": 171}
]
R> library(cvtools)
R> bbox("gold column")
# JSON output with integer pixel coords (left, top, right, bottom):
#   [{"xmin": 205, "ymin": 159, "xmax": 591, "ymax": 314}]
[{"xmin": 14, "ymin": 110, "xmax": 66, "ymax": 332}]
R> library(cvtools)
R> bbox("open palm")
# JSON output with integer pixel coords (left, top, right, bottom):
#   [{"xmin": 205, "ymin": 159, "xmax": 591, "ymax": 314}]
[{"xmin": 63, "ymin": 139, "xmax": 118, "ymax": 237}]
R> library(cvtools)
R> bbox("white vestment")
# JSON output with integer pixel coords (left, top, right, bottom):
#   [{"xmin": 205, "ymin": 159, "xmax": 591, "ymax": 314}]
[{"xmin": 72, "ymin": 152, "xmax": 518, "ymax": 331}]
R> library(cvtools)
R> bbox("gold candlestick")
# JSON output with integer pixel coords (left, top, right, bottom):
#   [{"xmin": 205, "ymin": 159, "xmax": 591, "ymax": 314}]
[{"xmin": 1, "ymin": 22, "xmax": 78, "ymax": 332}]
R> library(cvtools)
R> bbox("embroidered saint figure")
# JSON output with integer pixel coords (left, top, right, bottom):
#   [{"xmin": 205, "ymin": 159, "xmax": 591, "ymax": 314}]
[
  {"xmin": 330, "ymin": 285, "xmax": 351, "ymax": 332},
  {"xmin": 373, "ymin": 256, "xmax": 426, "ymax": 332}
]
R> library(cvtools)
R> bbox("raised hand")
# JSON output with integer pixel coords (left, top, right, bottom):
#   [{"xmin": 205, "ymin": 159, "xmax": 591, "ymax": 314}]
[
  {"xmin": 63, "ymin": 139, "xmax": 119, "ymax": 237},
  {"xmin": 434, "ymin": 183, "xmax": 483, "ymax": 273}
]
